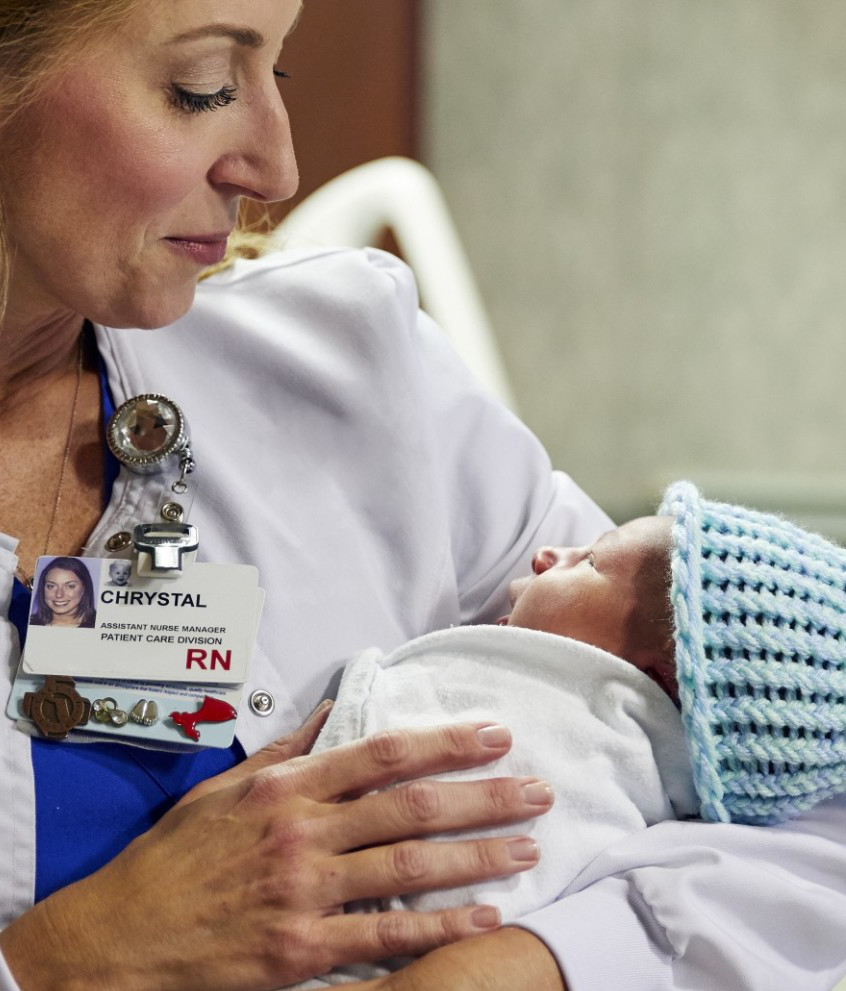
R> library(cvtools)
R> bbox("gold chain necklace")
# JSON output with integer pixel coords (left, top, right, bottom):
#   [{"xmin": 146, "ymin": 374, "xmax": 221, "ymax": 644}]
[{"xmin": 14, "ymin": 336, "xmax": 85, "ymax": 589}]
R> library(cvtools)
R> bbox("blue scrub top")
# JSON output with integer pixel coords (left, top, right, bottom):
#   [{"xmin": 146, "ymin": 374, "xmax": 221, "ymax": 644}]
[{"xmin": 10, "ymin": 344, "xmax": 245, "ymax": 901}]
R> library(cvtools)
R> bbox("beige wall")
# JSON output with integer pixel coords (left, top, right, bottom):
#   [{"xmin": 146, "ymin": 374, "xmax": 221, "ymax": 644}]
[{"xmin": 422, "ymin": 1, "xmax": 846, "ymax": 537}]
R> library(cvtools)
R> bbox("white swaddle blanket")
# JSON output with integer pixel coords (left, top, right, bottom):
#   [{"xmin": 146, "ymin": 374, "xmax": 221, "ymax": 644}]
[{"xmin": 290, "ymin": 624, "xmax": 699, "ymax": 989}]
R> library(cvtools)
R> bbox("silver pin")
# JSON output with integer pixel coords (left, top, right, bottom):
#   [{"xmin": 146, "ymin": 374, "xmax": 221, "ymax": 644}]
[
  {"xmin": 160, "ymin": 501, "xmax": 184, "ymax": 523},
  {"xmin": 92, "ymin": 697, "xmax": 118, "ymax": 723},
  {"xmin": 130, "ymin": 700, "xmax": 159, "ymax": 726},
  {"xmin": 92, "ymin": 697, "xmax": 128, "ymax": 727}
]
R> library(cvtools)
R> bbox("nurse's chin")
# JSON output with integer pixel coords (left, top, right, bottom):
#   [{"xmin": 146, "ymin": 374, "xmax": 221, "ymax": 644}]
[{"xmin": 94, "ymin": 279, "xmax": 199, "ymax": 331}]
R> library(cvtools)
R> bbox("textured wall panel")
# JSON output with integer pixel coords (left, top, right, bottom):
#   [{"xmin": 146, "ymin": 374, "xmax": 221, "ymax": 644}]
[{"xmin": 423, "ymin": 1, "xmax": 846, "ymax": 531}]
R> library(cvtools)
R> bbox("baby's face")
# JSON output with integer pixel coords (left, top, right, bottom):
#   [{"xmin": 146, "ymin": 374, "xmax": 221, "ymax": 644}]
[
  {"xmin": 506, "ymin": 516, "xmax": 677, "ymax": 699},
  {"xmin": 109, "ymin": 562, "xmax": 131, "ymax": 586}
]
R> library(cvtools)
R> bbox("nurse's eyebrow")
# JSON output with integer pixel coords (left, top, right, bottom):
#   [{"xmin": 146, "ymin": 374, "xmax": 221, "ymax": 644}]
[
  {"xmin": 165, "ymin": 25, "xmax": 266, "ymax": 48},
  {"xmin": 166, "ymin": 5, "xmax": 304, "ymax": 49}
]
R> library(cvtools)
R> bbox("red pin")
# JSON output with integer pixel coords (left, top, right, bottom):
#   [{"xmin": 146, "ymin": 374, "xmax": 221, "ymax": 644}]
[{"xmin": 170, "ymin": 695, "xmax": 237, "ymax": 741}]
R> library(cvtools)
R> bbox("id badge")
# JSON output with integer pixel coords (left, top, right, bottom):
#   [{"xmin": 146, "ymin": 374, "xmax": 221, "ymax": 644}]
[
  {"xmin": 8, "ymin": 557, "xmax": 264, "ymax": 748},
  {"xmin": 22, "ymin": 557, "xmax": 259, "ymax": 684}
]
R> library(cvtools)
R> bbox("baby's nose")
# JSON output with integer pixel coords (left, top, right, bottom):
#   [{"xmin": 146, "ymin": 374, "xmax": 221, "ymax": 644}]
[
  {"xmin": 532, "ymin": 547, "xmax": 560, "ymax": 574},
  {"xmin": 532, "ymin": 545, "xmax": 583, "ymax": 574}
]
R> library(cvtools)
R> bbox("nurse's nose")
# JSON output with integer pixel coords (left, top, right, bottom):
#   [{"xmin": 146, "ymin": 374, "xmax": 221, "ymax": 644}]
[{"xmin": 209, "ymin": 91, "xmax": 299, "ymax": 204}]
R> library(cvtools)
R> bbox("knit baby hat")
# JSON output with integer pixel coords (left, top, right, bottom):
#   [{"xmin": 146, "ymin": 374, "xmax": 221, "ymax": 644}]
[{"xmin": 660, "ymin": 481, "xmax": 846, "ymax": 825}]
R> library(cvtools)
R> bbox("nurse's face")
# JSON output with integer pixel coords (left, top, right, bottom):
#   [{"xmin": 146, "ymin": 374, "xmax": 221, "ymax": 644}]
[
  {"xmin": 44, "ymin": 568, "xmax": 85, "ymax": 622},
  {"xmin": 0, "ymin": 0, "xmax": 302, "ymax": 331}
]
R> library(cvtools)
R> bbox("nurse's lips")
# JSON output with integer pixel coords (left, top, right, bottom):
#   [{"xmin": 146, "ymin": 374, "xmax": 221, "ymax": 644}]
[{"xmin": 164, "ymin": 232, "xmax": 232, "ymax": 266}]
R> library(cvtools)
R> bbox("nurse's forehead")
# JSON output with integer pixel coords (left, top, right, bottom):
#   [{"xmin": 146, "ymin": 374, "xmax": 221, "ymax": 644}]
[{"xmin": 161, "ymin": 2, "xmax": 303, "ymax": 47}]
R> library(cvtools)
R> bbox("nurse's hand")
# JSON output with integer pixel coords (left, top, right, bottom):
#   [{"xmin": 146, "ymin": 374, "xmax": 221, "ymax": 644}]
[{"xmin": 0, "ymin": 715, "xmax": 553, "ymax": 991}]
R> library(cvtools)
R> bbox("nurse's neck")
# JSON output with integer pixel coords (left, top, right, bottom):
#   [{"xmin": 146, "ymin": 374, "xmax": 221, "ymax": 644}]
[{"xmin": 0, "ymin": 294, "xmax": 84, "ymax": 412}]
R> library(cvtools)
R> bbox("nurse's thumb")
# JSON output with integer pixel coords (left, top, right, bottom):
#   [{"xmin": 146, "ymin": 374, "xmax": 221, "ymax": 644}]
[
  {"xmin": 249, "ymin": 699, "xmax": 335, "ymax": 769},
  {"xmin": 176, "ymin": 700, "xmax": 334, "ymax": 806}
]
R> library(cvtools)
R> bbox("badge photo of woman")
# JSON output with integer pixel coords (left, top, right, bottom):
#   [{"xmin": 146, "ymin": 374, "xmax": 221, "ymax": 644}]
[{"xmin": 28, "ymin": 556, "xmax": 97, "ymax": 629}]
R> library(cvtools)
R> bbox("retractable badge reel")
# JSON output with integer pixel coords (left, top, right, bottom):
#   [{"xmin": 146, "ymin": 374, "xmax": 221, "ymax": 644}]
[{"xmin": 106, "ymin": 394, "xmax": 199, "ymax": 578}]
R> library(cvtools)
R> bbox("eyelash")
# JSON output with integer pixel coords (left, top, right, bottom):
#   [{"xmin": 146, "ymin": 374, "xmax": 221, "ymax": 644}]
[
  {"xmin": 587, "ymin": 552, "xmax": 596, "ymax": 569},
  {"xmin": 171, "ymin": 84, "xmax": 238, "ymax": 114},
  {"xmin": 171, "ymin": 71, "xmax": 291, "ymax": 115}
]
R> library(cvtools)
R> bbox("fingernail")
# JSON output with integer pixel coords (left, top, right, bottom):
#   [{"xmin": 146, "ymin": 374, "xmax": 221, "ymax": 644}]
[
  {"xmin": 508, "ymin": 837, "xmax": 539, "ymax": 863},
  {"xmin": 521, "ymin": 780, "xmax": 553, "ymax": 806},
  {"xmin": 477, "ymin": 724, "xmax": 510, "ymax": 748},
  {"xmin": 309, "ymin": 699, "xmax": 333, "ymax": 719},
  {"xmin": 470, "ymin": 906, "xmax": 501, "ymax": 930}
]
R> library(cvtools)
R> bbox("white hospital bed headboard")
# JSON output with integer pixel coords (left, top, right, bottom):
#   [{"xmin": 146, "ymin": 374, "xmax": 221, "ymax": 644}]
[{"xmin": 274, "ymin": 157, "xmax": 519, "ymax": 413}]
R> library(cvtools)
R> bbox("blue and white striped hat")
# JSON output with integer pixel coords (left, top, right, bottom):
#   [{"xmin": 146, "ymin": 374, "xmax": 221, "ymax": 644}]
[{"xmin": 660, "ymin": 481, "xmax": 846, "ymax": 825}]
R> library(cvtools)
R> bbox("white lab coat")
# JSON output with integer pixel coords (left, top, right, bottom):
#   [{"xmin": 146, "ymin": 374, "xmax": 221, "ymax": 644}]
[{"xmin": 0, "ymin": 247, "xmax": 844, "ymax": 990}]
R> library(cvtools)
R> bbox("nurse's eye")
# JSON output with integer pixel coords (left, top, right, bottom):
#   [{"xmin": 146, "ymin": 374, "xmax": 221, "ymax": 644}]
[
  {"xmin": 171, "ymin": 84, "xmax": 238, "ymax": 114},
  {"xmin": 273, "ymin": 69, "xmax": 291, "ymax": 79}
]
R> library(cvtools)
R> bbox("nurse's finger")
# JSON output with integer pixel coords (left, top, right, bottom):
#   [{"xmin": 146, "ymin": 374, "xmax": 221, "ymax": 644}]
[
  {"xmin": 287, "ymin": 723, "xmax": 513, "ymax": 802},
  {"xmin": 322, "ymin": 776, "xmax": 553, "ymax": 852},
  {"xmin": 319, "ymin": 905, "xmax": 504, "ymax": 971},
  {"xmin": 176, "ymin": 700, "xmax": 334, "ymax": 806},
  {"xmin": 326, "ymin": 834, "xmax": 540, "ymax": 905}
]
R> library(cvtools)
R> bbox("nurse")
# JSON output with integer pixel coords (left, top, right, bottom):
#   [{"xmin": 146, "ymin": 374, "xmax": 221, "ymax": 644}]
[
  {"xmin": 0, "ymin": 0, "xmax": 572, "ymax": 987},
  {"xmin": 0, "ymin": 1, "xmax": 843, "ymax": 990}
]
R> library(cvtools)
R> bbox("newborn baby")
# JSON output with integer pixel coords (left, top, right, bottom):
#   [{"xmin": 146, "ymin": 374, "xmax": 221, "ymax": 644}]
[{"xmin": 295, "ymin": 481, "xmax": 846, "ymax": 987}]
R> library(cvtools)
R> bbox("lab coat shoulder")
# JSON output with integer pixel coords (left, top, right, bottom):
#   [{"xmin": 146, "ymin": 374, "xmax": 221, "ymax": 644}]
[{"xmin": 177, "ymin": 246, "xmax": 612, "ymax": 623}]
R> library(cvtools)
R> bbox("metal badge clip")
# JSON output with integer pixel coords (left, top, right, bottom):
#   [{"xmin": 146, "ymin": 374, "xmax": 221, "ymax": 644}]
[{"xmin": 133, "ymin": 522, "xmax": 199, "ymax": 577}]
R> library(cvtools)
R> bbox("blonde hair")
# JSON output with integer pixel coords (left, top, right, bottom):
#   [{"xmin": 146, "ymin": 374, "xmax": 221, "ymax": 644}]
[
  {"xmin": 0, "ymin": 0, "xmax": 277, "ymax": 321},
  {"xmin": 199, "ymin": 204, "xmax": 280, "ymax": 283}
]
